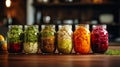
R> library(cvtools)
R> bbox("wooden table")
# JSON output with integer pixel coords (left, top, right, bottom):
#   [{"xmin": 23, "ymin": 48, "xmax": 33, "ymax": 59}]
[{"xmin": 0, "ymin": 46, "xmax": 120, "ymax": 67}]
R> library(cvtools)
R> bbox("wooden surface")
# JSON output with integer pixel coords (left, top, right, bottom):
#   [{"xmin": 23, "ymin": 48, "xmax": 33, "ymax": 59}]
[{"xmin": 0, "ymin": 46, "xmax": 120, "ymax": 67}]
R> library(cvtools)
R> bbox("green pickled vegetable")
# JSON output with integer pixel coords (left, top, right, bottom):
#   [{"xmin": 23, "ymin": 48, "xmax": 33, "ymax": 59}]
[
  {"xmin": 24, "ymin": 25, "xmax": 38, "ymax": 42},
  {"xmin": 8, "ymin": 25, "xmax": 23, "ymax": 43},
  {"xmin": 41, "ymin": 25, "xmax": 55, "ymax": 37}
]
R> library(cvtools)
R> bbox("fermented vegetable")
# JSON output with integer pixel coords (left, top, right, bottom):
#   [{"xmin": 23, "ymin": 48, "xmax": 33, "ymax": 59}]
[
  {"xmin": 91, "ymin": 25, "xmax": 108, "ymax": 53},
  {"xmin": 73, "ymin": 24, "xmax": 90, "ymax": 54},
  {"xmin": 7, "ymin": 25, "xmax": 23, "ymax": 53},
  {"xmin": 24, "ymin": 25, "xmax": 39, "ymax": 54},
  {"xmin": 57, "ymin": 25, "xmax": 73, "ymax": 54},
  {"xmin": 24, "ymin": 42, "xmax": 38, "ymax": 53},
  {"xmin": 40, "ymin": 25, "xmax": 56, "ymax": 53}
]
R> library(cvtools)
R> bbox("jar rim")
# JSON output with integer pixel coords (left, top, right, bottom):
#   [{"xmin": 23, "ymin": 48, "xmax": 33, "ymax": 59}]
[
  {"xmin": 75, "ymin": 24, "xmax": 89, "ymax": 29},
  {"xmin": 8, "ymin": 25, "xmax": 23, "ymax": 29},
  {"xmin": 41, "ymin": 25, "xmax": 55, "ymax": 29},
  {"xmin": 92, "ymin": 24, "xmax": 107, "ymax": 29},
  {"xmin": 24, "ymin": 25, "xmax": 39, "ymax": 29}
]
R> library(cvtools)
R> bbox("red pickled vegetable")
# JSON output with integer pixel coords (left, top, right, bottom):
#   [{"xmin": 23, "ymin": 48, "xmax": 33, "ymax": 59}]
[
  {"xmin": 91, "ymin": 25, "xmax": 108, "ymax": 53},
  {"xmin": 9, "ymin": 42, "xmax": 23, "ymax": 53}
]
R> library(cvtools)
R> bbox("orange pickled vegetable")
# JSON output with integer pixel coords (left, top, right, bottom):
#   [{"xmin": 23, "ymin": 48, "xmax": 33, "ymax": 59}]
[{"xmin": 73, "ymin": 26, "xmax": 90, "ymax": 54}]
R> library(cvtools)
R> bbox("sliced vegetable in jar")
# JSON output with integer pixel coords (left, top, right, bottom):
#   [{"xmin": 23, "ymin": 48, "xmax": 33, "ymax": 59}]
[
  {"xmin": 73, "ymin": 24, "xmax": 90, "ymax": 54},
  {"xmin": 40, "ymin": 25, "xmax": 56, "ymax": 53},
  {"xmin": 24, "ymin": 42, "xmax": 38, "ymax": 53},
  {"xmin": 57, "ymin": 25, "xmax": 73, "ymax": 54},
  {"xmin": 24, "ymin": 25, "xmax": 39, "ymax": 42},
  {"xmin": 8, "ymin": 25, "xmax": 23, "ymax": 43},
  {"xmin": 91, "ymin": 25, "xmax": 108, "ymax": 53},
  {"xmin": 24, "ymin": 25, "xmax": 39, "ymax": 54},
  {"xmin": 7, "ymin": 25, "xmax": 23, "ymax": 53}
]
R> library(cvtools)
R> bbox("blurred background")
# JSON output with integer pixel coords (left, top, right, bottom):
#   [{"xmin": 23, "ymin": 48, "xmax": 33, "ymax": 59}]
[{"xmin": 0, "ymin": 0, "xmax": 120, "ymax": 44}]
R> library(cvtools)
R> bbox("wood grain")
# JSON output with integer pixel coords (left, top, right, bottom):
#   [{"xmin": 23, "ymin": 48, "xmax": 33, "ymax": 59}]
[{"xmin": 0, "ymin": 46, "xmax": 120, "ymax": 67}]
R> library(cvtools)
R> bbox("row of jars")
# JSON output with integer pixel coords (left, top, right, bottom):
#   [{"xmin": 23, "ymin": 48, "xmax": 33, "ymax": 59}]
[{"xmin": 7, "ymin": 24, "xmax": 108, "ymax": 54}]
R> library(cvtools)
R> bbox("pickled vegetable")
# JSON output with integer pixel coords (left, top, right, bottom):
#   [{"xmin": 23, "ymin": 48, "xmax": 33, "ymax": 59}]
[
  {"xmin": 24, "ymin": 25, "xmax": 38, "ymax": 42},
  {"xmin": 7, "ymin": 25, "xmax": 23, "ymax": 53},
  {"xmin": 91, "ymin": 25, "xmax": 108, "ymax": 53},
  {"xmin": 24, "ymin": 25, "xmax": 39, "ymax": 54},
  {"xmin": 73, "ymin": 25, "xmax": 90, "ymax": 54},
  {"xmin": 40, "ymin": 25, "xmax": 56, "ymax": 53},
  {"xmin": 57, "ymin": 25, "xmax": 72, "ymax": 54},
  {"xmin": 24, "ymin": 42, "xmax": 38, "ymax": 53}
]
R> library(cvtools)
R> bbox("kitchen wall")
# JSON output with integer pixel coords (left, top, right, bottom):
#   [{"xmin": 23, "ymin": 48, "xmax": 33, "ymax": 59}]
[
  {"xmin": 0, "ymin": 0, "xmax": 26, "ymax": 25},
  {"xmin": 10, "ymin": 0, "xmax": 26, "ymax": 25}
]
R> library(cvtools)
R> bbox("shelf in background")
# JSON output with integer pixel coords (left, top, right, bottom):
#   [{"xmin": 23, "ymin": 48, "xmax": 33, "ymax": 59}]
[{"xmin": 33, "ymin": 2, "xmax": 119, "ymax": 9}]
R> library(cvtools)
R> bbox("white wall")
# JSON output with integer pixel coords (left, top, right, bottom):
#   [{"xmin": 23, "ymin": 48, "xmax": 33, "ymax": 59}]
[{"xmin": 27, "ymin": 0, "xmax": 34, "ymax": 25}]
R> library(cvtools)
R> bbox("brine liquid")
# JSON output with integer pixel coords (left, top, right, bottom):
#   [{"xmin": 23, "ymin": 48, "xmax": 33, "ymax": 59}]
[
  {"xmin": 91, "ymin": 26, "xmax": 108, "ymax": 53},
  {"xmin": 8, "ymin": 42, "xmax": 23, "ymax": 53}
]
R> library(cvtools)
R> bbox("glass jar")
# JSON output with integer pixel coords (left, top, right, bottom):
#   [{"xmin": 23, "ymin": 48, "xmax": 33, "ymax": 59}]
[
  {"xmin": 7, "ymin": 25, "xmax": 23, "ymax": 53},
  {"xmin": 57, "ymin": 25, "xmax": 73, "ymax": 54},
  {"xmin": 40, "ymin": 25, "xmax": 56, "ymax": 54},
  {"xmin": 91, "ymin": 25, "xmax": 108, "ymax": 53},
  {"xmin": 23, "ymin": 25, "xmax": 39, "ymax": 54},
  {"xmin": 73, "ymin": 24, "xmax": 90, "ymax": 54}
]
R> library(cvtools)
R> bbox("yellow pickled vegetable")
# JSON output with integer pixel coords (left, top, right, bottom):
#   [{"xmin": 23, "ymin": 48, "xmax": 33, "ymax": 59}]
[{"xmin": 57, "ymin": 25, "xmax": 73, "ymax": 54}]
